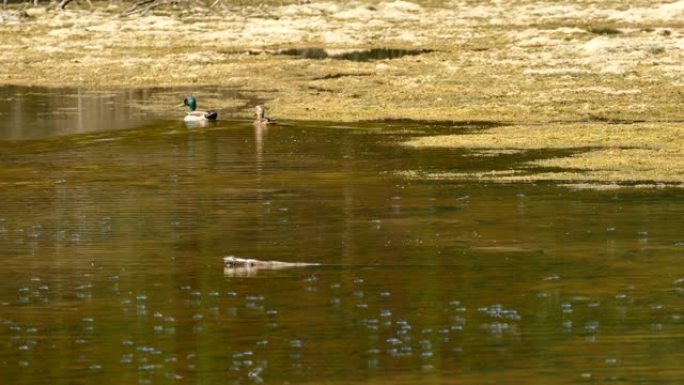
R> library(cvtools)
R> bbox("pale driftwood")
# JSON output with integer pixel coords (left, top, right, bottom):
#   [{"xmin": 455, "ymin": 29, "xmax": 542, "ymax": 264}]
[
  {"xmin": 224, "ymin": 256, "xmax": 320, "ymax": 268},
  {"xmin": 224, "ymin": 256, "xmax": 320, "ymax": 277}
]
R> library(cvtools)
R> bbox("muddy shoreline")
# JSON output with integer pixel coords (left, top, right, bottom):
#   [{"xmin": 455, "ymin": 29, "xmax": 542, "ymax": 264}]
[{"xmin": 2, "ymin": 0, "xmax": 684, "ymax": 187}]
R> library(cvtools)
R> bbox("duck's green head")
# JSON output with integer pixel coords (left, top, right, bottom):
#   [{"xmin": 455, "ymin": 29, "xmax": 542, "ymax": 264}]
[{"xmin": 183, "ymin": 96, "xmax": 197, "ymax": 112}]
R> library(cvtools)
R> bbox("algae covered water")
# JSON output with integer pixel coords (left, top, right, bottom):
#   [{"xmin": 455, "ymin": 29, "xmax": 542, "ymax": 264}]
[{"xmin": 0, "ymin": 88, "xmax": 683, "ymax": 385}]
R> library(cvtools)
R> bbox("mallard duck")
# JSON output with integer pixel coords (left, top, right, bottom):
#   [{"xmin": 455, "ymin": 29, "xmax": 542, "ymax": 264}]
[
  {"xmin": 182, "ymin": 96, "xmax": 218, "ymax": 122},
  {"xmin": 254, "ymin": 105, "xmax": 276, "ymax": 125}
]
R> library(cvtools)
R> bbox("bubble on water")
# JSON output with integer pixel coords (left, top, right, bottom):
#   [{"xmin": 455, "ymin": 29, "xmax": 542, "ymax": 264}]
[
  {"xmin": 356, "ymin": 303, "xmax": 368, "ymax": 309},
  {"xmin": 19, "ymin": 360, "xmax": 29, "ymax": 367},
  {"xmin": 379, "ymin": 291, "xmax": 391, "ymax": 297},
  {"xmin": 478, "ymin": 304, "xmax": 521, "ymax": 320},
  {"xmin": 137, "ymin": 346, "xmax": 157, "ymax": 353},
  {"xmin": 248, "ymin": 367, "xmax": 264, "ymax": 383},
  {"xmin": 89, "ymin": 364, "xmax": 102, "ymax": 371},
  {"xmin": 256, "ymin": 340, "xmax": 269, "ymax": 346},
  {"xmin": 305, "ymin": 275, "xmax": 318, "ymax": 282},
  {"xmin": 483, "ymin": 322, "xmax": 511, "ymax": 334},
  {"xmin": 380, "ymin": 310, "xmax": 392, "ymax": 318},
  {"xmin": 585, "ymin": 321, "xmax": 600, "ymax": 331},
  {"xmin": 120, "ymin": 354, "xmax": 134, "ymax": 364},
  {"xmin": 192, "ymin": 314, "xmax": 204, "ymax": 321},
  {"xmin": 290, "ymin": 340, "xmax": 303, "ymax": 348}
]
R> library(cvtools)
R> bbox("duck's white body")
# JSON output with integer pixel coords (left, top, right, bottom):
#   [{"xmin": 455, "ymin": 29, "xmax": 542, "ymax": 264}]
[{"xmin": 184, "ymin": 111, "xmax": 217, "ymax": 122}]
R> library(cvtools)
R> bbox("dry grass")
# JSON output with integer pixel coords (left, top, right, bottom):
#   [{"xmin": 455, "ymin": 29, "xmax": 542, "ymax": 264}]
[{"xmin": 402, "ymin": 123, "xmax": 684, "ymax": 187}]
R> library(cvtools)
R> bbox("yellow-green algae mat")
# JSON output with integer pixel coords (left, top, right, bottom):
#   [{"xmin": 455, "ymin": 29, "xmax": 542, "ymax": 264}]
[{"xmin": 401, "ymin": 122, "xmax": 684, "ymax": 190}]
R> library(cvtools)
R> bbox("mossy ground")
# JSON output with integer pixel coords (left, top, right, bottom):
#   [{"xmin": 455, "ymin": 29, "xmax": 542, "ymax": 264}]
[{"xmin": 1, "ymin": 0, "xmax": 683, "ymax": 188}]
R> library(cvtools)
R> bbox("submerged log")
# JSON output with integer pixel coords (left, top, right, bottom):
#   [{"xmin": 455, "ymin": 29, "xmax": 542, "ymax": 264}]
[
  {"xmin": 224, "ymin": 256, "xmax": 320, "ymax": 268},
  {"xmin": 223, "ymin": 256, "xmax": 321, "ymax": 277}
]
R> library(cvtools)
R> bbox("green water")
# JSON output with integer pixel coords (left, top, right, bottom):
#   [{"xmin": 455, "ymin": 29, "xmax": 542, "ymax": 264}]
[{"xmin": 0, "ymin": 87, "xmax": 683, "ymax": 385}]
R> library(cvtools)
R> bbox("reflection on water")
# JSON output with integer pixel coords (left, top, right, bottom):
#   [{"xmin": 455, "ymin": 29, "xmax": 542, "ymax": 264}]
[
  {"xmin": 0, "ymin": 86, "xmax": 243, "ymax": 140},
  {"xmin": 0, "ymin": 86, "xmax": 155, "ymax": 139},
  {"xmin": 0, "ymin": 87, "xmax": 683, "ymax": 385}
]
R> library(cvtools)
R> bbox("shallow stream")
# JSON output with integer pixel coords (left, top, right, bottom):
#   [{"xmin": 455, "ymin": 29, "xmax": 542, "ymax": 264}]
[{"xmin": 1, "ymin": 87, "xmax": 683, "ymax": 385}]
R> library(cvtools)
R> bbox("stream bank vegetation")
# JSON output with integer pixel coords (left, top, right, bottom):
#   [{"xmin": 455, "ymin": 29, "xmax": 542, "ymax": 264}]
[{"xmin": 1, "ymin": 0, "xmax": 683, "ymax": 188}]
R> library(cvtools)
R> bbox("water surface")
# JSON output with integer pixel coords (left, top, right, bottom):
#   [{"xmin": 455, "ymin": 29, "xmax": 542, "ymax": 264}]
[{"xmin": 0, "ymin": 87, "xmax": 683, "ymax": 385}]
